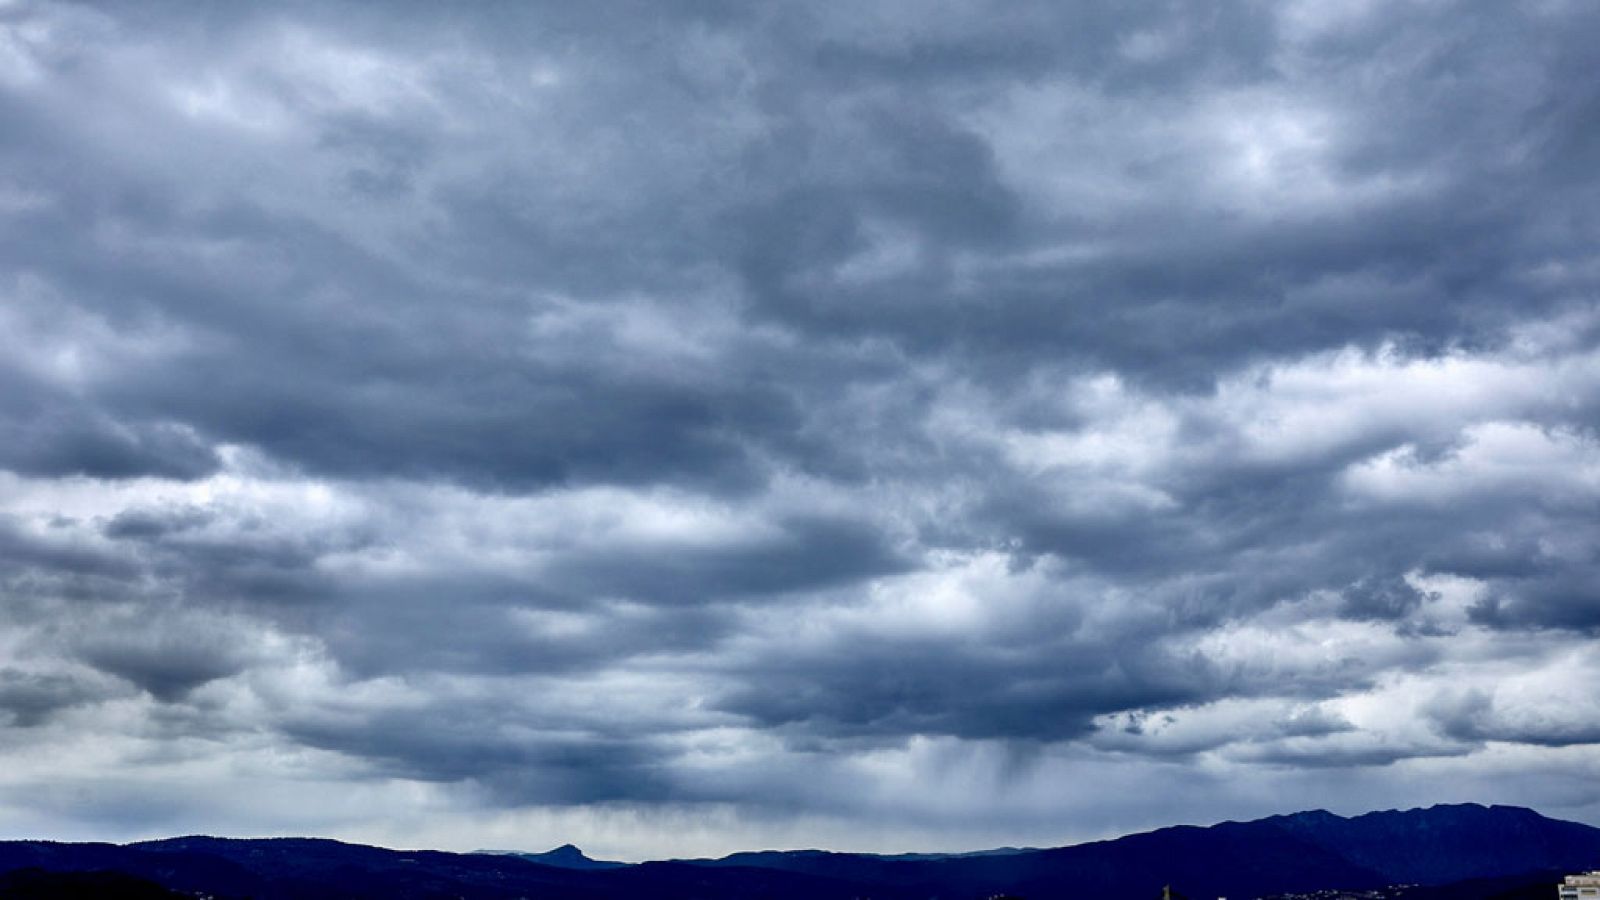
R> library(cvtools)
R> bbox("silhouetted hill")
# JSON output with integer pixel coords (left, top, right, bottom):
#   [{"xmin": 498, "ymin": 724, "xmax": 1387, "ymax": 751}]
[
  {"xmin": 0, "ymin": 868, "xmax": 188, "ymax": 899},
  {"xmin": 0, "ymin": 804, "xmax": 1595, "ymax": 899},
  {"xmin": 684, "ymin": 804, "xmax": 1600, "ymax": 898},
  {"xmin": 1268, "ymin": 805, "xmax": 1600, "ymax": 884},
  {"xmin": 913, "ymin": 815, "xmax": 1393, "ymax": 899},
  {"xmin": 502, "ymin": 843, "xmax": 627, "ymax": 870}
]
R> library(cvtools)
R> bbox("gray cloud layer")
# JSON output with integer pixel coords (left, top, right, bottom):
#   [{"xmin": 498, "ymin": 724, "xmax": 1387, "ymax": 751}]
[{"xmin": 1, "ymin": 0, "xmax": 1599, "ymax": 857}]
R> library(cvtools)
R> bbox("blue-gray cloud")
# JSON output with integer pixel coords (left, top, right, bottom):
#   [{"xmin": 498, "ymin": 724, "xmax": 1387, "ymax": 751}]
[{"xmin": 0, "ymin": 0, "xmax": 1598, "ymax": 855}]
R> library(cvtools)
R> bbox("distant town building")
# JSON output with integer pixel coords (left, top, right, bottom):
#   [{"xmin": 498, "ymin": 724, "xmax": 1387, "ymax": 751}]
[{"xmin": 1561, "ymin": 872, "xmax": 1600, "ymax": 899}]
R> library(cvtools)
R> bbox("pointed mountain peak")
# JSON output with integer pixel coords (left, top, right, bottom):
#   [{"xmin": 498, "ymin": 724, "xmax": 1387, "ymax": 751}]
[{"xmin": 515, "ymin": 843, "xmax": 627, "ymax": 870}]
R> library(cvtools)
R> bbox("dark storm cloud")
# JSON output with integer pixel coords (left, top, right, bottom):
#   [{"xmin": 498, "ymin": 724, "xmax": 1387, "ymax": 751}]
[
  {"xmin": 717, "ymin": 634, "xmax": 1213, "ymax": 743},
  {"xmin": 4, "ymin": 0, "xmax": 1594, "ymax": 486},
  {"xmin": 544, "ymin": 513, "xmax": 912, "ymax": 604},
  {"xmin": 1235, "ymin": 742, "xmax": 1475, "ymax": 770},
  {"xmin": 284, "ymin": 710, "xmax": 675, "ymax": 804},
  {"xmin": 1, "ymin": 0, "xmax": 1599, "ymax": 843},
  {"xmin": 102, "ymin": 506, "xmax": 214, "ymax": 541},
  {"xmin": 321, "ymin": 596, "xmax": 733, "ymax": 679},
  {"xmin": 1469, "ymin": 568, "xmax": 1600, "ymax": 634},
  {"xmin": 78, "ymin": 638, "xmax": 243, "ymax": 702},
  {"xmin": 0, "ymin": 364, "xmax": 218, "ymax": 481},
  {"xmin": 697, "ymin": 4, "xmax": 1600, "ymax": 387},
  {"xmin": 1430, "ymin": 690, "xmax": 1600, "ymax": 750},
  {"xmin": 0, "ymin": 515, "xmax": 145, "ymax": 609},
  {"xmin": 0, "ymin": 669, "xmax": 111, "ymax": 727},
  {"xmin": 0, "ymin": 409, "xmax": 218, "ymax": 481}
]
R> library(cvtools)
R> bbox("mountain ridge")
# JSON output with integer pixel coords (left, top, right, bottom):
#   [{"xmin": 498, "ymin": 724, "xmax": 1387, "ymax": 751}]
[
  {"xmin": 480, "ymin": 842, "xmax": 629, "ymax": 870},
  {"xmin": 0, "ymin": 803, "xmax": 1594, "ymax": 898}
]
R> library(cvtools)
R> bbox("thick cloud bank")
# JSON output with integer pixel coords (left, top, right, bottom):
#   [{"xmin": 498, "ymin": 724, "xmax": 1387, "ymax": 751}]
[{"xmin": 1, "ymin": 0, "xmax": 1599, "ymax": 858}]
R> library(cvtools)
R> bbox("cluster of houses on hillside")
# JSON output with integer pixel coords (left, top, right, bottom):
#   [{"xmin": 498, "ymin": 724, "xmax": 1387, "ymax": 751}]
[
  {"xmin": 1236, "ymin": 869, "xmax": 1600, "ymax": 900},
  {"xmin": 1561, "ymin": 872, "xmax": 1600, "ymax": 899}
]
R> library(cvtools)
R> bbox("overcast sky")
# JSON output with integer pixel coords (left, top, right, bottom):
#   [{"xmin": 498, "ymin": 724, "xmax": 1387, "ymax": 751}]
[{"xmin": 2, "ymin": 0, "xmax": 1599, "ymax": 860}]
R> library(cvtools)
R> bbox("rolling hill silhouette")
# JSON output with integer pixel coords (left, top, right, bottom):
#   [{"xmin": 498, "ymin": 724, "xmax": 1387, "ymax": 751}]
[{"xmin": 0, "ymin": 804, "xmax": 1593, "ymax": 898}]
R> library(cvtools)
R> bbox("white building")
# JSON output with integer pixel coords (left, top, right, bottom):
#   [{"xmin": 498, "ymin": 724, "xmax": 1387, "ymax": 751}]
[{"xmin": 1560, "ymin": 872, "xmax": 1600, "ymax": 900}]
